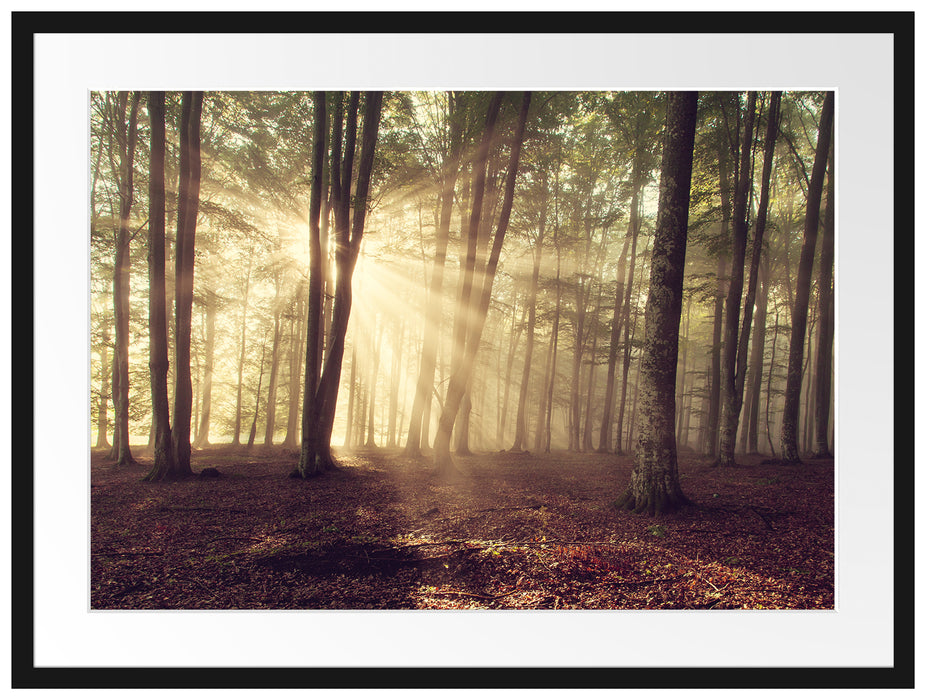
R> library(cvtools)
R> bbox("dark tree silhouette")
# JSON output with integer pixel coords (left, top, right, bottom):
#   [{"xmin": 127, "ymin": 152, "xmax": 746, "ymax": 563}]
[
  {"xmin": 170, "ymin": 91, "xmax": 204, "ymax": 476},
  {"xmin": 780, "ymin": 91, "xmax": 834, "ymax": 463},
  {"xmin": 110, "ymin": 91, "xmax": 140, "ymax": 467},
  {"xmin": 143, "ymin": 90, "xmax": 177, "ymax": 481}
]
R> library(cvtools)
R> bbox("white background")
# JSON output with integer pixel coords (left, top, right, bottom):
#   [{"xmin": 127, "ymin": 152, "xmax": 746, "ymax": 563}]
[{"xmin": 6, "ymin": 1, "xmax": 910, "ymax": 696}]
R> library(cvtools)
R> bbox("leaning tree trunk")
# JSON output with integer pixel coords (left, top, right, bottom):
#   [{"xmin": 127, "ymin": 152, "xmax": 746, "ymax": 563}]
[
  {"xmin": 780, "ymin": 91, "xmax": 834, "ymax": 463},
  {"xmin": 143, "ymin": 90, "xmax": 177, "ymax": 481},
  {"xmin": 305, "ymin": 92, "xmax": 384, "ymax": 474},
  {"xmin": 170, "ymin": 91, "xmax": 203, "ymax": 476},
  {"xmin": 615, "ymin": 91, "xmax": 698, "ymax": 515},
  {"xmin": 434, "ymin": 92, "xmax": 531, "ymax": 477},
  {"xmin": 812, "ymin": 145, "xmax": 835, "ymax": 458}
]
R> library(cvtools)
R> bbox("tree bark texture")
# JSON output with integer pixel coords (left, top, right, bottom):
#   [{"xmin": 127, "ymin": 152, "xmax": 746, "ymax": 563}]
[{"xmin": 615, "ymin": 91, "xmax": 697, "ymax": 515}]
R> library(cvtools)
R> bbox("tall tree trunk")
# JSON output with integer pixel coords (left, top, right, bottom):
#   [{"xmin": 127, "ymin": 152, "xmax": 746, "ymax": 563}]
[
  {"xmin": 582, "ymin": 282, "xmax": 603, "ymax": 452},
  {"xmin": 365, "ymin": 319, "xmax": 384, "ymax": 448},
  {"xmin": 742, "ymin": 259, "xmax": 770, "ymax": 454},
  {"xmin": 405, "ymin": 92, "xmax": 464, "ymax": 456},
  {"xmin": 599, "ymin": 151, "xmax": 644, "ymax": 452},
  {"xmin": 614, "ymin": 215, "xmax": 643, "ymax": 454},
  {"xmin": 675, "ymin": 297, "xmax": 691, "ymax": 447},
  {"xmin": 96, "ymin": 319, "xmax": 112, "ymax": 449},
  {"xmin": 541, "ymin": 237, "xmax": 563, "ymax": 453},
  {"xmin": 306, "ymin": 92, "xmax": 384, "ymax": 474},
  {"xmin": 263, "ymin": 287, "xmax": 283, "ymax": 447},
  {"xmin": 297, "ymin": 91, "xmax": 328, "ymax": 476},
  {"xmin": 193, "ymin": 289, "xmax": 216, "ymax": 449},
  {"xmin": 780, "ymin": 91, "xmax": 834, "ymax": 463},
  {"xmin": 704, "ymin": 255, "xmax": 726, "ymax": 457},
  {"xmin": 111, "ymin": 91, "xmax": 140, "ymax": 466},
  {"xmin": 434, "ymin": 92, "xmax": 531, "ymax": 477},
  {"xmin": 282, "ymin": 282, "xmax": 306, "ymax": 450},
  {"xmin": 232, "ymin": 257, "xmax": 253, "ymax": 446},
  {"xmin": 387, "ymin": 318, "xmax": 404, "ymax": 448},
  {"xmin": 247, "ymin": 338, "xmax": 267, "ymax": 449},
  {"xmin": 812, "ymin": 145, "xmax": 835, "ymax": 458},
  {"xmin": 717, "ymin": 91, "xmax": 757, "ymax": 468},
  {"xmin": 171, "ymin": 91, "xmax": 203, "ymax": 475},
  {"xmin": 498, "ymin": 297, "xmax": 525, "ymax": 447},
  {"xmin": 615, "ymin": 91, "xmax": 697, "ymax": 515},
  {"xmin": 511, "ymin": 231, "xmax": 544, "ymax": 452},
  {"xmin": 143, "ymin": 90, "xmax": 177, "ymax": 480}
]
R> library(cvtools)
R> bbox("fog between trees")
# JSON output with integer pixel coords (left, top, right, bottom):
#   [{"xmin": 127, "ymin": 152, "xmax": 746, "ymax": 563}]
[{"xmin": 91, "ymin": 90, "xmax": 834, "ymax": 509}]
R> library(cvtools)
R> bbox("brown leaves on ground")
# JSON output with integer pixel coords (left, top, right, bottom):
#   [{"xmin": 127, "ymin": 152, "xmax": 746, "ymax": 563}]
[{"xmin": 91, "ymin": 447, "xmax": 834, "ymax": 610}]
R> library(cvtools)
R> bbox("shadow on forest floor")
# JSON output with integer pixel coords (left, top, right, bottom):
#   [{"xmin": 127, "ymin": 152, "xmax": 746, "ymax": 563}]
[{"xmin": 90, "ymin": 446, "xmax": 834, "ymax": 610}]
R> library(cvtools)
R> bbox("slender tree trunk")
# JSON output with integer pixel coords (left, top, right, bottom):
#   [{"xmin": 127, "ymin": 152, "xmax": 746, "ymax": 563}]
[
  {"xmin": 96, "ymin": 321, "xmax": 112, "ymax": 449},
  {"xmin": 232, "ymin": 257, "xmax": 253, "ymax": 446},
  {"xmin": 615, "ymin": 217, "xmax": 643, "ymax": 454},
  {"xmin": 582, "ymin": 282, "xmax": 603, "ymax": 452},
  {"xmin": 599, "ymin": 153, "xmax": 644, "ymax": 452},
  {"xmin": 263, "ymin": 295, "xmax": 283, "ymax": 447},
  {"xmin": 344, "ymin": 340, "xmax": 357, "ymax": 448},
  {"xmin": 704, "ymin": 255, "xmax": 726, "ymax": 457},
  {"xmin": 405, "ymin": 92, "xmax": 464, "ymax": 456},
  {"xmin": 143, "ymin": 91, "xmax": 177, "ymax": 480},
  {"xmin": 365, "ymin": 319, "xmax": 384, "ymax": 448},
  {"xmin": 282, "ymin": 283, "xmax": 306, "ymax": 450},
  {"xmin": 743, "ymin": 260, "xmax": 770, "ymax": 454},
  {"xmin": 675, "ymin": 298, "xmax": 691, "ymax": 447},
  {"xmin": 543, "ymin": 240, "xmax": 563, "ymax": 452},
  {"xmin": 780, "ymin": 91, "xmax": 834, "ymax": 463},
  {"xmin": 812, "ymin": 145, "xmax": 835, "ymax": 458},
  {"xmin": 171, "ymin": 91, "xmax": 203, "ymax": 475},
  {"xmin": 387, "ymin": 318, "xmax": 404, "ymax": 448},
  {"xmin": 434, "ymin": 92, "xmax": 531, "ymax": 477},
  {"xmin": 511, "ymin": 234, "xmax": 544, "ymax": 451},
  {"xmin": 717, "ymin": 91, "xmax": 756, "ymax": 468},
  {"xmin": 297, "ymin": 91, "xmax": 329, "ymax": 477},
  {"xmin": 498, "ymin": 298, "xmax": 525, "ymax": 447},
  {"xmin": 247, "ymin": 339, "xmax": 267, "ymax": 449},
  {"xmin": 193, "ymin": 289, "xmax": 216, "ymax": 449},
  {"xmin": 765, "ymin": 303, "xmax": 780, "ymax": 458},
  {"xmin": 309, "ymin": 92, "xmax": 384, "ymax": 472},
  {"xmin": 616, "ymin": 91, "xmax": 697, "ymax": 515},
  {"xmin": 112, "ymin": 91, "xmax": 140, "ymax": 466}
]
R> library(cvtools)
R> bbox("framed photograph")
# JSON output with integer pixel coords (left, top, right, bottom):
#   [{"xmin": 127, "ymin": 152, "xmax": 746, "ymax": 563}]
[{"xmin": 12, "ymin": 8, "xmax": 911, "ymax": 691}]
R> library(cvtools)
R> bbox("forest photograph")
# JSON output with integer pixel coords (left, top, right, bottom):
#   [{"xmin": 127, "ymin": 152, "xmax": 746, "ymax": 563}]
[{"xmin": 88, "ymin": 87, "xmax": 838, "ymax": 613}]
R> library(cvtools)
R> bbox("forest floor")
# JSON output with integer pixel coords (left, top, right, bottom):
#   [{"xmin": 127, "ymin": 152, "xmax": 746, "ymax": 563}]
[{"xmin": 90, "ymin": 447, "xmax": 834, "ymax": 610}]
